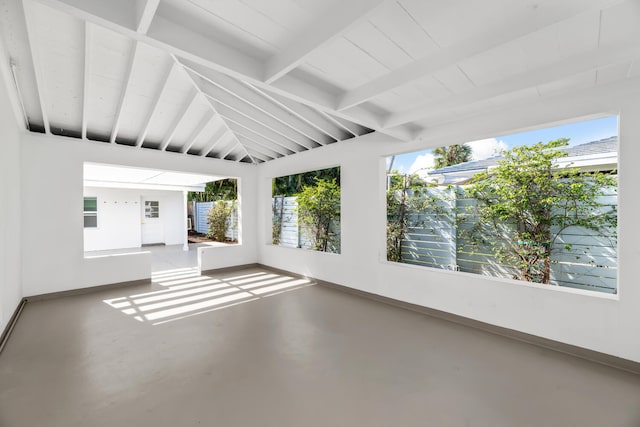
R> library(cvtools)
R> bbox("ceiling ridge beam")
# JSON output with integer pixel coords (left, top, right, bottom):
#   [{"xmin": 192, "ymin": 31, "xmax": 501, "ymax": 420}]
[
  {"xmin": 239, "ymin": 147, "xmax": 267, "ymax": 163},
  {"xmin": 337, "ymin": 0, "xmax": 626, "ymax": 111},
  {"xmin": 205, "ymin": 96, "xmax": 310, "ymax": 153},
  {"xmin": 181, "ymin": 114, "xmax": 212, "ymax": 154},
  {"xmin": 110, "ymin": 40, "xmax": 139, "ymax": 143},
  {"xmin": 385, "ymin": 39, "xmax": 640, "ymax": 128},
  {"xmin": 202, "ymin": 88, "xmax": 315, "ymax": 150},
  {"xmin": 264, "ymin": 0, "xmax": 388, "ymax": 83},
  {"xmin": 231, "ymin": 127, "xmax": 291, "ymax": 157},
  {"xmin": 136, "ymin": 61, "xmax": 175, "ymax": 147},
  {"xmin": 135, "ymin": 0, "xmax": 159, "ymax": 34},
  {"xmin": 190, "ymin": 73, "xmax": 316, "ymax": 150},
  {"xmin": 22, "ymin": 0, "xmax": 50, "ymax": 134},
  {"xmin": 81, "ymin": 21, "xmax": 92, "ymax": 139},
  {"xmin": 234, "ymin": 134, "xmax": 280, "ymax": 159},
  {"xmin": 216, "ymin": 109, "xmax": 303, "ymax": 154},
  {"xmin": 259, "ymin": 90, "xmax": 345, "ymax": 141},
  {"xmin": 243, "ymin": 82, "xmax": 339, "ymax": 143},
  {"xmin": 160, "ymin": 90, "xmax": 197, "ymax": 151},
  {"xmin": 184, "ymin": 64, "xmax": 330, "ymax": 145},
  {"xmin": 173, "ymin": 55, "xmax": 242, "ymax": 154}
]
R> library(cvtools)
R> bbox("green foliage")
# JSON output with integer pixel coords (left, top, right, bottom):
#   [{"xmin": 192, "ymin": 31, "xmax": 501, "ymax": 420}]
[
  {"xmin": 462, "ymin": 138, "xmax": 617, "ymax": 284},
  {"xmin": 207, "ymin": 200, "xmax": 235, "ymax": 242},
  {"xmin": 189, "ymin": 179, "xmax": 237, "ymax": 202},
  {"xmin": 273, "ymin": 167, "xmax": 340, "ymax": 197},
  {"xmin": 433, "ymin": 144, "xmax": 473, "ymax": 169},
  {"xmin": 272, "ymin": 196, "xmax": 284, "ymax": 245},
  {"xmin": 296, "ymin": 178, "xmax": 341, "ymax": 252},
  {"xmin": 386, "ymin": 172, "xmax": 449, "ymax": 262}
]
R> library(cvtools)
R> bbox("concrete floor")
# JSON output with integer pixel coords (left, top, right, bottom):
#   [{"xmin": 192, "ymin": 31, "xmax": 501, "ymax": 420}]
[{"xmin": 1, "ymin": 267, "xmax": 640, "ymax": 427}]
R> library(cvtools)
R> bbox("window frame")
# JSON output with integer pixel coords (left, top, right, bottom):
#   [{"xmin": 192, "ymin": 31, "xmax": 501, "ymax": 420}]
[{"xmin": 83, "ymin": 196, "xmax": 98, "ymax": 229}]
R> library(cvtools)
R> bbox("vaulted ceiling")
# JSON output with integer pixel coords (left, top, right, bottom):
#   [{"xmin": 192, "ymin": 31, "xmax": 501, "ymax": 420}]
[{"xmin": 1, "ymin": 0, "xmax": 639, "ymax": 163}]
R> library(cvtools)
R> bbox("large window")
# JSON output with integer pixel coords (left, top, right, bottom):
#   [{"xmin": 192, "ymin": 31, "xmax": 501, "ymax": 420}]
[
  {"xmin": 272, "ymin": 167, "xmax": 341, "ymax": 253},
  {"xmin": 83, "ymin": 196, "xmax": 98, "ymax": 228},
  {"xmin": 386, "ymin": 116, "xmax": 618, "ymax": 294}
]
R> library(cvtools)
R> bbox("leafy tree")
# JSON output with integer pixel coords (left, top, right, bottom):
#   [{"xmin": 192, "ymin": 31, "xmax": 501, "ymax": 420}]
[
  {"xmin": 207, "ymin": 200, "xmax": 234, "ymax": 242},
  {"xmin": 189, "ymin": 178, "xmax": 237, "ymax": 202},
  {"xmin": 296, "ymin": 178, "xmax": 340, "ymax": 252},
  {"xmin": 463, "ymin": 138, "xmax": 617, "ymax": 284},
  {"xmin": 433, "ymin": 144, "xmax": 472, "ymax": 169},
  {"xmin": 273, "ymin": 167, "xmax": 340, "ymax": 197}
]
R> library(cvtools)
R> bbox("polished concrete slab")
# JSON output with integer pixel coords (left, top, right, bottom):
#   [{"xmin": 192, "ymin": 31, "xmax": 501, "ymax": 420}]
[{"xmin": 1, "ymin": 267, "xmax": 640, "ymax": 427}]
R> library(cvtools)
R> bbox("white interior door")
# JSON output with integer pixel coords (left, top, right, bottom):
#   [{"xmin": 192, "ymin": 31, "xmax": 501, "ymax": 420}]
[{"xmin": 141, "ymin": 198, "xmax": 164, "ymax": 245}]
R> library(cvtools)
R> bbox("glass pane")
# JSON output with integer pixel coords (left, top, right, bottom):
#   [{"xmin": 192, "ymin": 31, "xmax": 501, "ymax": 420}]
[
  {"xmin": 84, "ymin": 197, "xmax": 97, "ymax": 212},
  {"xmin": 84, "ymin": 214, "xmax": 97, "ymax": 228},
  {"xmin": 145, "ymin": 201, "xmax": 159, "ymax": 218}
]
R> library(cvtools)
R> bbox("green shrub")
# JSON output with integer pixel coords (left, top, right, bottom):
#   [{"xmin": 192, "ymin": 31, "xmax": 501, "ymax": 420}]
[{"xmin": 207, "ymin": 201, "xmax": 234, "ymax": 242}]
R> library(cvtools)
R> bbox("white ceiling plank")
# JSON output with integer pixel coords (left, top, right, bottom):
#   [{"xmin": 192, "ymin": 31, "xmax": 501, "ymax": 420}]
[
  {"xmin": 136, "ymin": 62, "xmax": 176, "ymax": 147},
  {"xmin": 218, "ymin": 141, "xmax": 242, "ymax": 160},
  {"xmin": 201, "ymin": 84, "xmax": 316, "ymax": 150},
  {"xmin": 33, "ymin": 0, "xmax": 409, "ymax": 142},
  {"xmin": 337, "ymin": 0, "xmax": 625, "ymax": 110},
  {"xmin": 34, "ymin": 0, "xmax": 265, "ymax": 81},
  {"xmin": 181, "ymin": 114, "xmax": 213, "ymax": 154},
  {"xmin": 246, "ymin": 85, "xmax": 341, "ymax": 141},
  {"xmin": 242, "ymin": 147, "xmax": 270, "ymax": 163},
  {"xmin": 319, "ymin": 112, "xmax": 356, "ymax": 137},
  {"xmin": 235, "ymin": 133, "xmax": 281, "ymax": 159},
  {"xmin": 212, "ymin": 103, "xmax": 305, "ymax": 154},
  {"xmin": 110, "ymin": 40, "xmax": 139, "ymax": 143},
  {"xmin": 22, "ymin": 0, "xmax": 51, "ymax": 134},
  {"xmin": 263, "ymin": 91, "xmax": 347, "ymax": 140},
  {"xmin": 385, "ymin": 39, "xmax": 640, "ymax": 128},
  {"xmin": 160, "ymin": 90, "xmax": 198, "ymax": 150},
  {"xmin": 81, "ymin": 21, "xmax": 92, "ymax": 139},
  {"xmin": 135, "ymin": 0, "xmax": 160, "ymax": 34},
  {"xmin": 264, "ymin": 0, "xmax": 388, "ymax": 83},
  {"xmin": 198, "ymin": 127, "xmax": 230, "ymax": 157},
  {"xmin": 204, "ymin": 131, "xmax": 235, "ymax": 158},
  {"xmin": 228, "ymin": 126, "xmax": 291, "ymax": 157},
  {"xmin": 183, "ymin": 64, "xmax": 332, "ymax": 145}
]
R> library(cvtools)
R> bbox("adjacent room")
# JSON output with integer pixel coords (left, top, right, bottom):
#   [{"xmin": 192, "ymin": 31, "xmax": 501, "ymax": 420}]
[{"xmin": 1, "ymin": 0, "xmax": 640, "ymax": 425}]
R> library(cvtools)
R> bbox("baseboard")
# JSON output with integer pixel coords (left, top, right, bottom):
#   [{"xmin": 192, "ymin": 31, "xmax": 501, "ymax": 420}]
[
  {"xmin": 25, "ymin": 278, "xmax": 152, "ymax": 302},
  {"xmin": 0, "ymin": 298, "xmax": 27, "ymax": 354},
  {"xmin": 256, "ymin": 264, "xmax": 640, "ymax": 376}
]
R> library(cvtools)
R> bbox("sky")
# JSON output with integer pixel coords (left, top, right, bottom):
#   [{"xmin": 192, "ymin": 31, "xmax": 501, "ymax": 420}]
[{"xmin": 389, "ymin": 115, "xmax": 619, "ymax": 177}]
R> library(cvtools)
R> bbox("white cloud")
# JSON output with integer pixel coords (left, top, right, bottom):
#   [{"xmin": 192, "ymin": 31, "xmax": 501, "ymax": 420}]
[
  {"xmin": 466, "ymin": 138, "xmax": 508, "ymax": 160},
  {"xmin": 409, "ymin": 153, "xmax": 435, "ymax": 178}
]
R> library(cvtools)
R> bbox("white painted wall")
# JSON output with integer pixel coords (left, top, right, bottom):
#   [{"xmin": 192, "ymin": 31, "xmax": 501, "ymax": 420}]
[
  {"xmin": 20, "ymin": 134, "xmax": 258, "ymax": 297},
  {"xmin": 0, "ymin": 41, "xmax": 23, "ymax": 332},
  {"xmin": 83, "ymin": 187, "xmax": 185, "ymax": 252},
  {"xmin": 257, "ymin": 77, "xmax": 640, "ymax": 363}
]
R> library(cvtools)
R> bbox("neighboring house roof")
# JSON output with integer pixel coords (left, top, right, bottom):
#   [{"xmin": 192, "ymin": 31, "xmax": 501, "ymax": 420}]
[{"xmin": 427, "ymin": 137, "xmax": 618, "ymax": 185}]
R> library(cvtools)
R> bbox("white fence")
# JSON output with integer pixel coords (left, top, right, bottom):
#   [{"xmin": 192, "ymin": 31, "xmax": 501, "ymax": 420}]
[
  {"xmin": 272, "ymin": 196, "xmax": 340, "ymax": 253},
  {"xmin": 192, "ymin": 201, "xmax": 238, "ymax": 241},
  {"xmin": 397, "ymin": 187, "xmax": 618, "ymax": 294}
]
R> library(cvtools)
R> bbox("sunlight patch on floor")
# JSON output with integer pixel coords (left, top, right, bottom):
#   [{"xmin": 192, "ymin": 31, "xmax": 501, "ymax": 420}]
[{"xmin": 104, "ymin": 270, "xmax": 314, "ymax": 325}]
